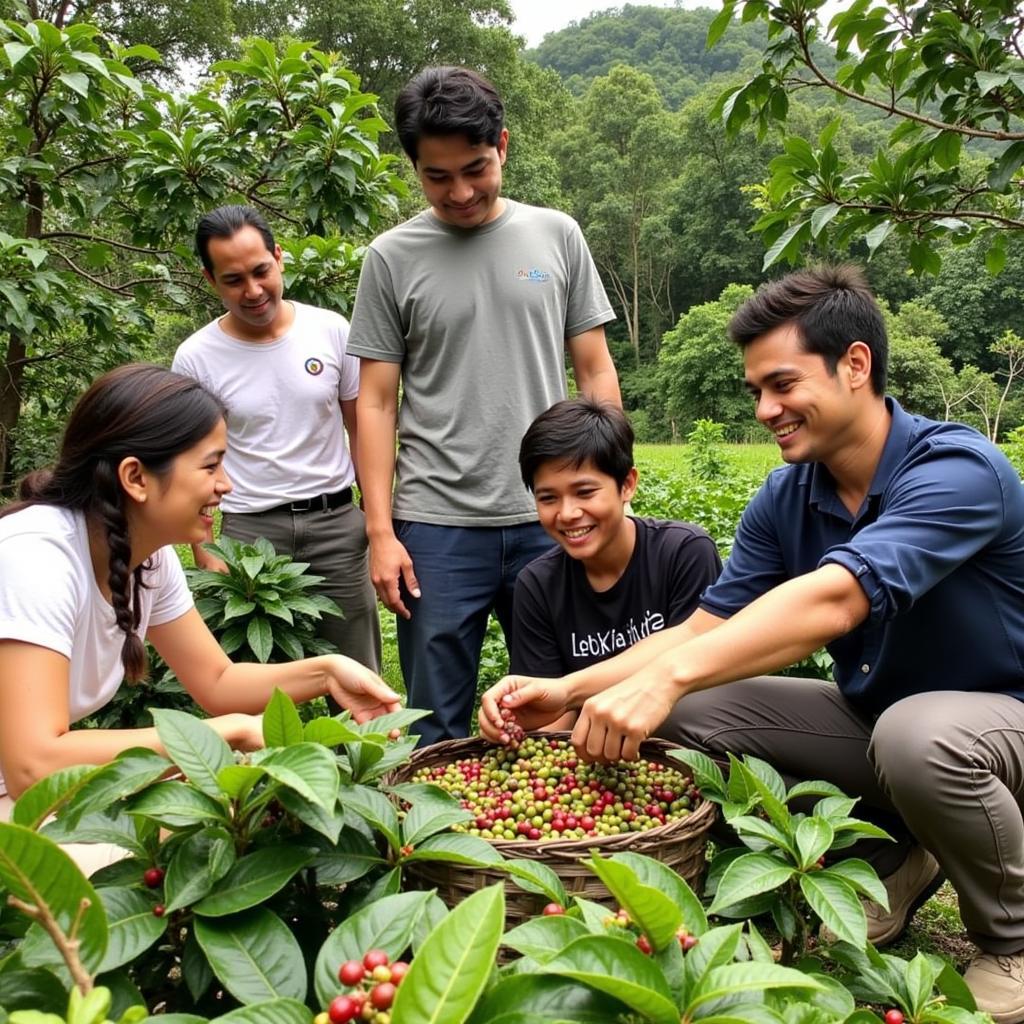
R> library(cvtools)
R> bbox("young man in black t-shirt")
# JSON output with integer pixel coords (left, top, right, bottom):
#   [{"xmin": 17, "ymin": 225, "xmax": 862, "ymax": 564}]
[{"xmin": 510, "ymin": 399, "xmax": 722, "ymax": 682}]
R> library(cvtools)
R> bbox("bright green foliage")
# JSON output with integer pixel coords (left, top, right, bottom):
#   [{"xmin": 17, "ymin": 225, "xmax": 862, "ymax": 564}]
[
  {"xmin": 709, "ymin": 0, "xmax": 1024, "ymax": 275},
  {"xmin": 0, "ymin": 20, "xmax": 403, "ymax": 486},
  {"xmin": 188, "ymin": 536, "xmax": 343, "ymax": 663},
  {"xmin": 656, "ymin": 283, "xmax": 755, "ymax": 440},
  {"xmin": 685, "ymin": 419, "xmax": 730, "ymax": 482},
  {"xmin": 672, "ymin": 749, "xmax": 892, "ymax": 963}
]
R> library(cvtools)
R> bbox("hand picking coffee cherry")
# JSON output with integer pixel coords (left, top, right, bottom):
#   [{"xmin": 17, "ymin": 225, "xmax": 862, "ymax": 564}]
[
  {"xmin": 883, "ymin": 1011, "xmax": 905, "ymax": 1024},
  {"xmin": 499, "ymin": 706, "xmax": 525, "ymax": 747},
  {"xmin": 143, "ymin": 866, "xmax": 164, "ymax": 888}
]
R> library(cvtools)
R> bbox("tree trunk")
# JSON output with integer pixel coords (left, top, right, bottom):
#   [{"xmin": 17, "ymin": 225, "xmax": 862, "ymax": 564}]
[{"xmin": 0, "ymin": 331, "xmax": 27, "ymax": 493}]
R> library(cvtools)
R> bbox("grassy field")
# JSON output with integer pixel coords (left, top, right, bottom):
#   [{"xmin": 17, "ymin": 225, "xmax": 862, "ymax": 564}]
[{"xmin": 635, "ymin": 441, "xmax": 782, "ymax": 480}]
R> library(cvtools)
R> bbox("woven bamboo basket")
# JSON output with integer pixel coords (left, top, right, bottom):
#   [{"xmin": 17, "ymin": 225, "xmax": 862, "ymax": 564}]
[{"xmin": 386, "ymin": 733, "xmax": 717, "ymax": 925}]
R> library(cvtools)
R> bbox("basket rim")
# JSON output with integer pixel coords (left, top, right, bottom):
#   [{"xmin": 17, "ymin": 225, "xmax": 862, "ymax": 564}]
[{"xmin": 383, "ymin": 731, "xmax": 717, "ymax": 851}]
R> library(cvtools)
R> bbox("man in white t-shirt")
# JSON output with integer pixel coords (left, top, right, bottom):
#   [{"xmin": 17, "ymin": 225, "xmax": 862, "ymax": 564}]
[{"xmin": 172, "ymin": 205, "xmax": 380, "ymax": 676}]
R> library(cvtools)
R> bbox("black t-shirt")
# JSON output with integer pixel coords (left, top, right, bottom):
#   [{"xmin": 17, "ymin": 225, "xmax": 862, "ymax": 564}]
[{"xmin": 510, "ymin": 517, "xmax": 723, "ymax": 677}]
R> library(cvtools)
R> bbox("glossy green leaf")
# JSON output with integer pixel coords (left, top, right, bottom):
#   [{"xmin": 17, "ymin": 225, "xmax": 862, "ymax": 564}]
[
  {"xmin": 502, "ymin": 858, "xmax": 567, "ymax": 906},
  {"xmin": 310, "ymin": 826, "xmax": 385, "ymax": 884},
  {"xmin": 468, "ymin": 974, "xmax": 628, "ymax": 1024},
  {"xmin": 247, "ymin": 617, "xmax": 273, "ymax": 661},
  {"xmin": 800, "ymin": 872, "xmax": 866, "ymax": 948},
  {"xmin": 404, "ymin": 832, "xmax": 504, "ymax": 866},
  {"xmin": 262, "ymin": 689, "xmax": 303, "ymax": 748},
  {"xmin": 399, "ymin": 787, "xmax": 473, "ymax": 847},
  {"xmin": 0, "ymin": 968, "xmax": 67, "ymax": 1014},
  {"xmin": 820, "ymin": 858, "xmax": 886, "ymax": 904},
  {"xmin": 667, "ymin": 748, "xmax": 725, "ymax": 798},
  {"xmin": 810, "ymin": 202, "xmax": 841, "ymax": 238},
  {"xmin": 338, "ymin": 783, "xmax": 399, "ymax": 850},
  {"xmin": 40, "ymin": 808, "xmax": 146, "ymax": 858},
  {"xmin": 585, "ymin": 855, "xmax": 681, "ymax": 951},
  {"xmin": 209, "ymin": 999, "xmax": 312, "ymax": 1024},
  {"xmin": 609, "ymin": 851, "xmax": 707, "ymax": 935},
  {"xmin": 411, "ymin": 894, "xmax": 449, "ymax": 955},
  {"xmin": 151, "ymin": 710, "xmax": 232, "ymax": 798},
  {"xmin": 541, "ymin": 935, "xmax": 678, "ymax": 1024},
  {"xmin": 276, "ymin": 786, "xmax": 345, "ymax": 844},
  {"xmin": 96, "ymin": 886, "xmax": 165, "ymax": 972},
  {"xmin": 794, "ymin": 818, "xmax": 834, "ymax": 869},
  {"xmin": 0, "ymin": 823, "xmax": 108, "ymax": 972},
  {"xmin": 12, "ymin": 766, "xmax": 95, "ymax": 830},
  {"xmin": 61, "ymin": 749, "xmax": 172, "ymax": 825},
  {"xmin": 194, "ymin": 908, "xmax": 306, "ymax": 1004},
  {"xmin": 688, "ymin": 961, "xmax": 824, "ymax": 1011},
  {"xmin": 125, "ymin": 782, "xmax": 226, "ymax": 828},
  {"xmin": 193, "ymin": 846, "xmax": 313, "ymax": 916},
  {"xmin": 259, "ymin": 744, "xmax": 339, "ymax": 811},
  {"xmin": 216, "ymin": 765, "xmax": 265, "ymax": 801},
  {"xmin": 302, "ymin": 717, "xmax": 363, "ymax": 747},
  {"xmin": 164, "ymin": 827, "xmax": 236, "ymax": 913},
  {"xmin": 708, "ymin": 852, "xmax": 795, "ymax": 915},
  {"xmin": 502, "ymin": 916, "xmax": 589, "ymax": 963},
  {"xmin": 313, "ymin": 891, "xmax": 433, "ymax": 1006},
  {"xmin": 390, "ymin": 884, "xmax": 504, "ymax": 1024}
]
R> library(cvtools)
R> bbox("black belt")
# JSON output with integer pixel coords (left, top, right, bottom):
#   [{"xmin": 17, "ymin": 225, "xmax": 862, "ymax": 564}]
[{"xmin": 252, "ymin": 487, "xmax": 352, "ymax": 515}]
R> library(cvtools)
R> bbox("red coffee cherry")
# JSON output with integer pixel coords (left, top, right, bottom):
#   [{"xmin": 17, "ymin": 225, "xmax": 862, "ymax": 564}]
[
  {"xmin": 362, "ymin": 949, "xmax": 390, "ymax": 971},
  {"xmin": 152, "ymin": 904, "xmax": 165, "ymax": 918},
  {"xmin": 883, "ymin": 1012, "xmax": 904, "ymax": 1024},
  {"xmin": 338, "ymin": 959, "xmax": 365, "ymax": 986},
  {"xmin": 370, "ymin": 982, "xmax": 397, "ymax": 1010},
  {"xmin": 388, "ymin": 961, "xmax": 409, "ymax": 985},
  {"xmin": 542, "ymin": 902, "xmax": 565, "ymax": 916},
  {"xmin": 328, "ymin": 995, "xmax": 360, "ymax": 1023},
  {"xmin": 143, "ymin": 867, "xmax": 164, "ymax": 888},
  {"xmin": 636, "ymin": 934, "xmax": 652, "ymax": 954}
]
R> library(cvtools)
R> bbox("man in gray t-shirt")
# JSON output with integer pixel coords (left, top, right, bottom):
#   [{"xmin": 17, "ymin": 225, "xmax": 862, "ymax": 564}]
[{"xmin": 348, "ymin": 66, "xmax": 620, "ymax": 745}]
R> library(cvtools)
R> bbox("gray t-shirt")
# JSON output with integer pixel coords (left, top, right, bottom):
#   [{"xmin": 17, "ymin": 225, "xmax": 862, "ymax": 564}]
[{"xmin": 348, "ymin": 200, "xmax": 615, "ymax": 527}]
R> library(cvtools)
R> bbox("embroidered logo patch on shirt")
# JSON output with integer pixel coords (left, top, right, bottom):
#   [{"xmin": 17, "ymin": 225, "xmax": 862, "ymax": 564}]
[
  {"xmin": 516, "ymin": 268, "xmax": 552, "ymax": 283},
  {"xmin": 304, "ymin": 357, "xmax": 324, "ymax": 376}
]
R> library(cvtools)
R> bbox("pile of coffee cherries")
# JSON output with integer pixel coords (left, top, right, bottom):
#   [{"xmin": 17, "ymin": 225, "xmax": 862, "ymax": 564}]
[
  {"xmin": 412, "ymin": 734, "xmax": 700, "ymax": 841},
  {"xmin": 316, "ymin": 949, "xmax": 408, "ymax": 1024}
]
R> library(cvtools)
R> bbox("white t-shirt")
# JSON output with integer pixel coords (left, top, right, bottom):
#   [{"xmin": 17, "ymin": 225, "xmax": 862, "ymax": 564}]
[
  {"xmin": 172, "ymin": 301, "xmax": 360, "ymax": 513},
  {"xmin": 0, "ymin": 506, "xmax": 193, "ymax": 788}
]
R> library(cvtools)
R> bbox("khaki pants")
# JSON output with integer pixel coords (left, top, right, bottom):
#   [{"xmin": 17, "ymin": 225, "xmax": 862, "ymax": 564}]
[{"xmin": 659, "ymin": 677, "xmax": 1024, "ymax": 953}]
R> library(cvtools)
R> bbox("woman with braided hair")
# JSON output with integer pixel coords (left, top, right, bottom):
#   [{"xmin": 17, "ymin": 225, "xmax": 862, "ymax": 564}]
[{"xmin": 0, "ymin": 363, "xmax": 401, "ymax": 831}]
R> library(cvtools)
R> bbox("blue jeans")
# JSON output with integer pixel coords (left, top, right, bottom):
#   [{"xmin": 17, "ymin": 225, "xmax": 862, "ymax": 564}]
[{"xmin": 394, "ymin": 520, "xmax": 554, "ymax": 746}]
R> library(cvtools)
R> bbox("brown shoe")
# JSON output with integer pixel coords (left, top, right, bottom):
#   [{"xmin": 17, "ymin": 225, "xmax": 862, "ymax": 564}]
[
  {"xmin": 964, "ymin": 952, "xmax": 1024, "ymax": 1023},
  {"xmin": 821, "ymin": 846, "xmax": 944, "ymax": 947}
]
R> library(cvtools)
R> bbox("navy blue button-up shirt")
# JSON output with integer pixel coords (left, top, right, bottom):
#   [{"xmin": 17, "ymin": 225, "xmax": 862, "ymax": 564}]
[{"xmin": 700, "ymin": 398, "xmax": 1024, "ymax": 714}]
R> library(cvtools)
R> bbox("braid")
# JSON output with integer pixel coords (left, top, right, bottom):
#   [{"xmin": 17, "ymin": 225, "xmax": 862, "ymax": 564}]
[{"xmin": 93, "ymin": 461, "xmax": 147, "ymax": 683}]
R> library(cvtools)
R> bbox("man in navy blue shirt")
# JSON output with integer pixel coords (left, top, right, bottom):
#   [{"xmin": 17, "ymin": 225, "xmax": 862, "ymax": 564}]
[{"xmin": 480, "ymin": 265, "xmax": 1024, "ymax": 1022}]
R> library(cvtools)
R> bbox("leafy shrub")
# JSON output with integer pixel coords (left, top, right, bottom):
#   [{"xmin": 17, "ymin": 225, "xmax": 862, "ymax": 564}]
[
  {"xmin": 189, "ymin": 536, "xmax": 342, "ymax": 663},
  {"xmin": 686, "ymin": 418, "xmax": 729, "ymax": 482}
]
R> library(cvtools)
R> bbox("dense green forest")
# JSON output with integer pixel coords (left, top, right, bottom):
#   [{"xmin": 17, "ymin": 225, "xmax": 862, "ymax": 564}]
[{"xmin": 1, "ymin": 0, "xmax": 1022, "ymax": 483}]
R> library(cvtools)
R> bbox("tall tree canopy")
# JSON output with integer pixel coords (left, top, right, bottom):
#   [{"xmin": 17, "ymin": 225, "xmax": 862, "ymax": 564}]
[{"xmin": 710, "ymin": 0, "xmax": 1024, "ymax": 275}]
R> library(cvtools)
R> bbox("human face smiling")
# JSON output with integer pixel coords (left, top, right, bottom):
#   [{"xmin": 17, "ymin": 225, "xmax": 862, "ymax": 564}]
[
  {"xmin": 204, "ymin": 225, "xmax": 288, "ymax": 341},
  {"xmin": 533, "ymin": 459, "xmax": 638, "ymax": 575},
  {"xmin": 142, "ymin": 420, "xmax": 232, "ymax": 549},
  {"xmin": 414, "ymin": 130, "xmax": 508, "ymax": 229},
  {"xmin": 743, "ymin": 323, "xmax": 861, "ymax": 468}
]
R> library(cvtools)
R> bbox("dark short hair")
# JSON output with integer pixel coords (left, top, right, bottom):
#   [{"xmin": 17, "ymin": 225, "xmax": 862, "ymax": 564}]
[
  {"xmin": 196, "ymin": 205, "xmax": 276, "ymax": 274},
  {"xmin": 728, "ymin": 264, "xmax": 888, "ymax": 393},
  {"xmin": 395, "ymin": 66, "xmax": 504, "ymax": 164},
  {"xmin": 519, "ymin": 398, "xmax": 635, "ymax": 491}
]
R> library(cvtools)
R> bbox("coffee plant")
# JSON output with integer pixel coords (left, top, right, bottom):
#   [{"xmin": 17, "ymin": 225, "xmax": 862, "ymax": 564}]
[{"xmin": 188, "ymin": 536, "xmax": 343, "ymax": 663}]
